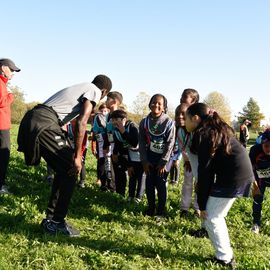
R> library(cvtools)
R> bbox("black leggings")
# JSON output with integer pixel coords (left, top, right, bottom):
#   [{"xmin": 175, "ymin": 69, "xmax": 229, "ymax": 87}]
[{"xmin": 0, "ymin": 130, "xmax": 10, "ymax": 189}]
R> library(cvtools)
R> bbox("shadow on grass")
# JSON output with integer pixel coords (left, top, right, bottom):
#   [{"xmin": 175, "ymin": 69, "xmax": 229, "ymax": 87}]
[{"xmin": 0, "ymin": 211, "xmax": 205, "ymax": 267}]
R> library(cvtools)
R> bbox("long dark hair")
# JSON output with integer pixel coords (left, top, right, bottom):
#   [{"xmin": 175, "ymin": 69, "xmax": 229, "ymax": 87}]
[{"xmin": 187, "ymin": 103, "xmax": 234, "ymax": 156}]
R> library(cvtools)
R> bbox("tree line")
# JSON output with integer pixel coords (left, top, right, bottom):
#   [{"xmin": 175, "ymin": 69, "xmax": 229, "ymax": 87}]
[{"xmin": 10, "ymin": 85, "xmax": 266, "ymax": 131}]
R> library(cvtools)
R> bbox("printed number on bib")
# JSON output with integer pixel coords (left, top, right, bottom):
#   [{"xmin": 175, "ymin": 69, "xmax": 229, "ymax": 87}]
[
  {"xmin": 256, "ymin": 167, "xmax": 270, "ymax": 179},
  {"xmin": 108, "ymin": 133, "xmax": 114, "ymax": 143},
  {"xmin": 95, "ymin": 133, "xmax": 103, "ymax": 142},
  {"xmin": 150, "ymin": 141, "xmax": 165, "ymax": 154}
]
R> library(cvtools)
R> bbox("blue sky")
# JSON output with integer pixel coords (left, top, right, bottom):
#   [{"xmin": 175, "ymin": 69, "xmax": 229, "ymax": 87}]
[{"xmin": 2, "ymin": 0, "xmax": 270, "ymax": 121}]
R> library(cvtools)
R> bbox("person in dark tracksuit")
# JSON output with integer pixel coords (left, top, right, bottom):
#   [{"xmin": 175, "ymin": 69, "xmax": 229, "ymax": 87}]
[
  {"xmin": 139, "ymin": 94, "xmax": 175, "ymax": 217},
  {"xmin": 17, "ymin": 75, "xmax": 112, "ymax": 237},
  {"xmin": 111, "ymin": 109, "xmax": 145, "ymax": 201},
  {"xmin": 249, "ymin": 129, "xmax": 270, "ymax": 234}
]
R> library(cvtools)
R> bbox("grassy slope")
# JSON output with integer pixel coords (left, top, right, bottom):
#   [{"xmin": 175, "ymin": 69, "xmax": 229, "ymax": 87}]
[{"xmin": 0, "ymin": 126, "xmax": 269, "ymax": 269}]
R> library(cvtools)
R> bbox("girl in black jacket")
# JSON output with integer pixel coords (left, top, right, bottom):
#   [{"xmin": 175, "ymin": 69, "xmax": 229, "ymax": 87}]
[{"xmin": 185, "ymin": 103, "xmax": 254, "ymax": 268}]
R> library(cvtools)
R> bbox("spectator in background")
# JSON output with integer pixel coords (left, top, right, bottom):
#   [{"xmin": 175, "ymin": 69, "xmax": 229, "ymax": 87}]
[
  {"xmin": 239, "ymin": 119, "xmax": 251, "ymax": 148},
  {"xmin": 249, "ymin": 129, "xmax": 270, "ymax": 234},
  {"xmin": 0, "ymin": 58, "xmax": 21, "ymax": 194}
]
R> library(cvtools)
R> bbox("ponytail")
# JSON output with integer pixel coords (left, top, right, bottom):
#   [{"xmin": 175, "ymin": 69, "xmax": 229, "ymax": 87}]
[{"xmin": 187, "ymin": 103, "xmax": 234, "ymax": 156}]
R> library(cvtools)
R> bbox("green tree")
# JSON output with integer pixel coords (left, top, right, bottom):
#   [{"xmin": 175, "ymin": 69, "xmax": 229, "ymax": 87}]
[
  {"xmin": 238, "ymin": 97, "xmax": 264, "ymax": 130},
  {"xmin": 10, "ymin": 86, "xmax": 28, "ymax": 124},
  {"xmin": 203, "ymin": 91, "xmax": 232, "ymax": 124},
  {"xmin": 10, "ymin": 85, "xmax": 39, "ymax": 124}
]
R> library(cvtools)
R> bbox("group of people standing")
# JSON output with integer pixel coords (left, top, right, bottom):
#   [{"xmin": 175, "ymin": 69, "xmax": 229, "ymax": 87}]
[{"xmin": 1, "ymin": 57, "xmax": 270, "ymax": 269}]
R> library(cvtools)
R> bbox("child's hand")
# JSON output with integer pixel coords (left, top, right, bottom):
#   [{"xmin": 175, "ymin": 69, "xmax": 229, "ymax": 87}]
[
  {"xmin": 128, "ymin": 167, "xmax": 134, "ymax": 177},
  {"xmin": 112, "ymin": 154, "xmax": 118, "ymax": 163},
  {"xmin": 252, "ymin": 181, "xmax": 261, "ymax": 197},
  {"xmin": 92, "ymin": 149, "xmax": 97, "ymax": 158},
  {"xmin": 184, "ymin": 161, "xmax": 192, "ymax": 172},
  {"xmin": 143, "ymin": 162, "xmax": 152, "ymax": 175},
  {"xmin": 200, "ymin": 210, "xmax": 207, "ymax": 219},
  {"xmin": 157, "ymin": 165, "xmax": 166, "ymax": 177},
  {"xmin": 103, "ymin": 147, "xmax": 109, "ymax": 156},
  {"xmin": 68, "ymin": 156, "xmax": 82, "ymax": 176}
]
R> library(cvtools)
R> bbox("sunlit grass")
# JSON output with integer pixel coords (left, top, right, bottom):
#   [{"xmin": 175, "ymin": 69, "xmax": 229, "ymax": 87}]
[{"xmin": 0, "ymin": 126, "xmax": 269, "ymax": 269}]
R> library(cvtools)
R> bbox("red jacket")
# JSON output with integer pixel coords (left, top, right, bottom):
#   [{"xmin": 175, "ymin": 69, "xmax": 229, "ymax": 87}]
[{"xmin": 0, "ymin": 75, "xmax": 13, "ymax": 130}]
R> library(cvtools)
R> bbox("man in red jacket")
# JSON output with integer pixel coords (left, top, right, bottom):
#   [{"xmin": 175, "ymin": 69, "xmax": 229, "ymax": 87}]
[{"xmin": 0, "ymin": 58, "xmax": 20, "ymax": 194}]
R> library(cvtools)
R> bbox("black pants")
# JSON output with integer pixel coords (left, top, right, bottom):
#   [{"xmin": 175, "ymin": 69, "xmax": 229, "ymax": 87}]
[
  {"xmin": 145, "ymin": 167, "xmax": 168, "ymax": 215},
  {"xmin": 128, "ymin": 162, "xmax": 145, "ymax": 199},
  {"xmin": 113, "ymin": 156, "xmax": 128, "ymax": 196},
  {"xmin": 39, "ymin": 126, "xmax": 77, "ymax": 222},
  {"xmin": 0, "ymin": 130, "xmax": 10, "ymax": 189},
  {"xmin": 170, "ymin": 164, "xmax": 180, "ymax": 182}
]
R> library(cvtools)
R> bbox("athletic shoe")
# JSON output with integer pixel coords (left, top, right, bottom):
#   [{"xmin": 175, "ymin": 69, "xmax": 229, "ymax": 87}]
[
  {"xmin": 134, "ymin": 198, "xmax": 141, "ymax": 204},
  {"xmin": 170, "ymin": 180, "xmax": 178, "ymax": 186},
  {"xmin": 211, "ymin": 257, "xmax": 237, "ymax": 269},
  {"xmin": 0, "ymin": 185, "xmax": 11, "ymax": 194},
  {"xmin": 40, "ymin": 218, "xmax": 51, "ymax": 228},
  {"xmin": 41, "ymin": 219, "xmax": 80, "ymax": 237},
  {"xmin": 127, "ymin": 197, "xmax": 134, "ymax": 202},
  {"xmin": 251, "ymin": 223, "xmax": 260, "ymax": 234},
  {"xmin": 194, "ymin": 209, "xmax": 201, "ymax": 218},
  {"xmin": 47, "ymin": 176, "xmax": 54, "ymax": 185},
  {"xmin": 190, "ymin": 228, "xmax": 208, "ymax": 238},
  {"xmin": 78, "ymin": 181, "xmax": 85, "ymax": 188},
  {"xmin": 180, "ymin": 209, "xmax": 189, "ymax": 217},
  {"xmin": 100, "ymin": 186, "xmax": 108, "ymax": 192},
  {"xmin": 155, "ymin": 215, "xmax": 167, "ymax": 225},
  {"xmin": 144, "ymin": 208, "xmax": 155, "ymax": 217}
]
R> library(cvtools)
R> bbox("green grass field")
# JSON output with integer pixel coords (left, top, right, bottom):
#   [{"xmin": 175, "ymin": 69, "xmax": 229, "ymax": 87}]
[{"xmin": 0, "ymin": 126, "xmax": 269, "ymax": 269}]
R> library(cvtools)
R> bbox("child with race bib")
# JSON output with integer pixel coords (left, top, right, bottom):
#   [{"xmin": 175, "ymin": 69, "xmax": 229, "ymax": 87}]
[
  {"xmin": 111, "ymin": 109, "xmax": 145, "ymax": 202},
  {"xmin": 139, "ymin": 94, "xmax": 175, "ymax": 217}
]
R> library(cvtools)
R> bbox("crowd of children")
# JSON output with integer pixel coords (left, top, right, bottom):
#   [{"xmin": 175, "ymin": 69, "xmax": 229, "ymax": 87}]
[
  {"xmin": 78, "ymin": 87, "xmax": 268, "ymax": 268},
  {"xmin": 6, "ymin": 76, "xmax": 268, "ymax": 268}
]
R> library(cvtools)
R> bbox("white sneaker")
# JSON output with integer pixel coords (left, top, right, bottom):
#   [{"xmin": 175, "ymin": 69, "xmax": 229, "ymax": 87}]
[
  {"xmin": 0, "ymin": 185, "xmax": 11, "ymax": 194},
  {"xmin": 251, "ymin": 224, "xmax": 260, "ymax": 234},
  {"xmin": 134, "ymin": 198, "xmax": 141, "ymax": 204}
]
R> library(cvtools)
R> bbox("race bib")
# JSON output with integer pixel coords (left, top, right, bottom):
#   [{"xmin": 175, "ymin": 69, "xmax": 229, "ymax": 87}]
[
  {"xmin": 95, "ymin": 133, "xmax": 103, "ymax": 142},
  {"xmin": 108, "ymin": 133, "xmax": 114, "ymax": 143},
  {"xmin": 128, "ymin": 149, "xmax": 141, "ymax": 162},
  {"xmin": 256, "ymin": 168, "xmax": 270, "ymax": 179},
  {"xmin": 150, "ymin": 141, "xmax": 165, "ymax": 154}
]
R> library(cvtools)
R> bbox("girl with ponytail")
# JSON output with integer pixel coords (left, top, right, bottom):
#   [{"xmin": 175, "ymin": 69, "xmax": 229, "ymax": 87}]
[{"xmin": 185, "ymin": 102, "xmax": 254, "ymax": 268}]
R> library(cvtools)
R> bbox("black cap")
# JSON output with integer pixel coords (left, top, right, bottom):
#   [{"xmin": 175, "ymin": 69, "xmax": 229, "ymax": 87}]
[{"xmin": 0, "ymin": 58, "xmax": 20, "ymax": 72}]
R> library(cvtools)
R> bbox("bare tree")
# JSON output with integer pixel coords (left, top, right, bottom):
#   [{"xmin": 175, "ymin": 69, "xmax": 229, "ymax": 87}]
[{"xmin": 131, "ymin": 91, "xmax": 150, "ymax": 119}]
